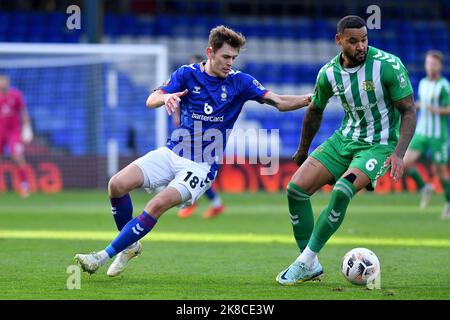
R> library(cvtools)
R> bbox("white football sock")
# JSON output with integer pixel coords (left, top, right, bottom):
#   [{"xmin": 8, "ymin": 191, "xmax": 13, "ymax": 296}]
[
  {"xmin": 210, "ymin": 196, "xmax": 222, "ymax": 208},
  {"xmin": 96, "ymin": 250, "xmax": 110, "ymax": 265},
  {"xmin": 296, "ymin": 246, "xmax": 318, "ymax": 268},
  {"xmin": 421, "ymin": 183, "xmax": 433, "ymax": 192}
]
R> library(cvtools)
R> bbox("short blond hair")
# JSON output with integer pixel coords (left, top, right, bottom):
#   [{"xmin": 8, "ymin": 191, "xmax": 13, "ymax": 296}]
[
  {"xmin": 426, "ymin": 50, "xmax": 444, "ymax": 65},
  {"xmin": 208, "ymin": 25, "xmax": 246, "ymax": 52}
]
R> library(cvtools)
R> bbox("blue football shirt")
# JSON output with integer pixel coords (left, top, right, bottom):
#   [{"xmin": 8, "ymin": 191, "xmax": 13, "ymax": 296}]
[{"xmin": 159, "ymin": 62, "xmax": 268, "ymax": 173}]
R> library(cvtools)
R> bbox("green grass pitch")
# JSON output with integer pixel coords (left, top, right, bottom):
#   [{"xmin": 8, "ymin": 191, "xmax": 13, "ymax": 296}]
[{"xmin": 0, "ymin": 191, "xmax": 449, "ymax": 300}]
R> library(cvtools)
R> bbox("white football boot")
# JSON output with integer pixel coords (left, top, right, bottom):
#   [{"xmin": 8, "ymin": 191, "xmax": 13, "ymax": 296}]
[
  {"xmin": 276, "ymin": 260, "xmax": 324, "ymax": 285},
  {"xmin": 107, "ymin": 241, "xmax": 142, "ymax": 277},
  {"xmin": 74, "ymin": 253, "xmax": 105, "ymax": 275}
]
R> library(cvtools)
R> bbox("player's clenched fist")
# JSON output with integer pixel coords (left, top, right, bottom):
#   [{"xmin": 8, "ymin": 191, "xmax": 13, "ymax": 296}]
[{"xmin": 164, "ymin": 89, "xmax": 188, "ymax": 115}]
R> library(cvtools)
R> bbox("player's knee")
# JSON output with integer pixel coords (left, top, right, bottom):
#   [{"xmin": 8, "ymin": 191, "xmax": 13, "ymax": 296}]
[
  {"xmin": 286, "ymin": 182, "xmax": 311, "ymax": 200},
  {"xmin": 289, "ymin": 179, "xmax": 313, "ymax": 195},
  {"xmin": 108, "ymin": 175, "xmax": 129, "ymax": 197},
  {"xmin": 146, "ymin": 197, "xmax": 169, "ymax": 216}
]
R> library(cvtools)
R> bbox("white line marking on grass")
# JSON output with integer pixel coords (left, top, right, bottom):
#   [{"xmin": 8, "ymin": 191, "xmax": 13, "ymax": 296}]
[
  {"xmin": 0, "ymin": 230, "xmax": 449, "ymax": 248},
  {"xmin": 0, "ymin": 205, "xmax": 433, "ymax": 216}
]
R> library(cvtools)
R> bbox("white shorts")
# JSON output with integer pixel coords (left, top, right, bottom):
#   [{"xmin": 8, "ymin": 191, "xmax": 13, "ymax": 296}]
[{"xmin": 132, "ymin": 147, "xmax": 216, "ymax": 207}]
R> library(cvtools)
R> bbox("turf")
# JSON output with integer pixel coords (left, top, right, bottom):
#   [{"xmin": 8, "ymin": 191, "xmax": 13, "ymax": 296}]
[{"xmin": 0, "ymin": 191, "xmax": 449, "ymax": 300}]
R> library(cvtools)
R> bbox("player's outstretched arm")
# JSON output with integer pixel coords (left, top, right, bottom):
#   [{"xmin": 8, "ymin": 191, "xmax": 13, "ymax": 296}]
[
  {"xmin": 261, "ymin": 91, "xmax": 312, "ymax": 112},
  {"xmin": 292, "ymin": 102, "xmax": 324, "ymax": 166},
  {"xmin": 385, "ymin": 94, "xmax": 417, "ymax": 181},
  {"xmin": 146, "ymin": 89, "xmax": 188, "ymax": 115}
]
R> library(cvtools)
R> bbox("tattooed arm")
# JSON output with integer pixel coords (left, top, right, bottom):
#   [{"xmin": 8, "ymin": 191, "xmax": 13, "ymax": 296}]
[
  {"xmin": 261, "ymin": 91, "xmax": 312, "ymax": 112},
  {"xmin": 385, "ymin": 94, "xmax": 417, "ymax": 181},
  {"xmin": 292, "ymin": 102, "xmax": 324, "ymax": 166}
]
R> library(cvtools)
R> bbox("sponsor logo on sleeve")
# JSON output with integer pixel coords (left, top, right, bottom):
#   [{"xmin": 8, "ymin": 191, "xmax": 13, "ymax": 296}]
[{"xmin": 253, "ymin": 79, "xmax": 265, "ymax": 90}]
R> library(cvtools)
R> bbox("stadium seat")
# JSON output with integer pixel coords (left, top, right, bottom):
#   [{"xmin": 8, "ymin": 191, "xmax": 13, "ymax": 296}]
[
  {"xmin": 155, "ymin": 15, "xmax": 174, "ymax": 36},
  {"xmin": 104, "ymin": 14, "xmax": 121, "ymax": 36}
]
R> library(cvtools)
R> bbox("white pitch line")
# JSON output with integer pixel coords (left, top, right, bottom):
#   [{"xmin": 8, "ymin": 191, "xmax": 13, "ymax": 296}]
[{"xmin": 0, "ymin": 230, "xmax": 449, "ymax": 248}]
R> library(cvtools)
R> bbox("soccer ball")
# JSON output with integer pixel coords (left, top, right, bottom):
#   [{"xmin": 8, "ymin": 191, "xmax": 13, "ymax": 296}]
[{"xmin": 341, "ymin": 248, "xmax": 380, "ymax": 285}]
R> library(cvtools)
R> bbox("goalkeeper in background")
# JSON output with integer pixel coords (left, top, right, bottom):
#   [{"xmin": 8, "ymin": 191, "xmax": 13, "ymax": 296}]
[
  {"xmin": 0, "ymin": 74, "xmax": 33, "ymax": 197},
  {"xmin": 403, "ymin": 50, "xmax": 450, "ymax": 219}
]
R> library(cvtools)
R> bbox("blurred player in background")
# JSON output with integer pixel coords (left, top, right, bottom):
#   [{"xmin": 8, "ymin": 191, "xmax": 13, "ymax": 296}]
[
  {"xmin": 75, "ymin": 25, "xmax": 312, "ymax": 277},
  {"xmin": 0, "ymin": 74, "xmax": 33, "ymax": 197},
  {"xmin": 276, "ymin": 16, "xmax": 417, "ymax": 285},
  {"xmin": 403, "ymin": 50, "xmax": 450, "ymax": 219},
  {"xmin": 175, "ymin": 54, "xmax": 225, "ymax": 219}
]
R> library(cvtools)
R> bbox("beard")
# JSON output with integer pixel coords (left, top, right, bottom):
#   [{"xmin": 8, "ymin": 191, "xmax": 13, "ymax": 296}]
[{"xmin": 345, "ymin": 48, "xmax": 367, "ymax": 67}]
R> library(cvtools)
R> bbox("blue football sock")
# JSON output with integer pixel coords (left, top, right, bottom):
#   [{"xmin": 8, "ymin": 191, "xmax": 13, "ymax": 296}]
[
  {"xmin": 204, "ymin": 188, "xmax": 216, "ymax": 201},
  {"xmin": 105, "ymin": 211, "xmax": 157, "ymax": 258},
  {"xmin": 110, "ymin": 194, "xmax": 133, "ymax": 231}
]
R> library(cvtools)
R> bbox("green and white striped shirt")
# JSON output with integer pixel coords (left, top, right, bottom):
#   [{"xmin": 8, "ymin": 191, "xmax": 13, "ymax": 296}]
[
  {"xmin": 312, "ymin": 46, "xmax": 413, "ymax": 146},
  {"xmin": 416, "ymin": 77, "xmax": 450, "ymax": 140}
]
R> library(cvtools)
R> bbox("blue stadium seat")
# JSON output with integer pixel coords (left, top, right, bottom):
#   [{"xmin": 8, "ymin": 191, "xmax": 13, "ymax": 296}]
[
  {"xmin": 29, "ymin": 11, "xmax": 47, "ymax": 27},
  {"xmin": 243, "ymin": 62, "xmax": 264, "ymax": 81},
  {"xmin": 172, "ymin": 15, "xmax": 193, "ymax": 37},
  {"xmin": 135, "ymin": 19, "xmax": 155, "ymax": 36},
  {"xmin": 0, "ymin": 11, "xmax": 8, "ymax": 23},
  {"xmin": 207, "ymin": 17, "xmax": 226, "ymax": 31},
  {"xmin": 51, "ymin": 128, "xmax": 69, "ymax": 147},
  {"xmin": 10, "ymin": 11, "xmax": 29, "ymax": 25},
  {"xmin": 293, "ymin": 19, "xmax": 314, "ymax": 39},
  {"xmin": 310, "ymin": 19, "xmax": 329, "ymax": 39},
  {"xmin": 62, "ymin": 32, "xmax": 81, "ymax": 43},
  {"xmin": 7, "ymin": 34, "xmax": 28, "ymax": 42},
  {"xmin": 104, "ymin": 14, "xmax": 120, "ymax": 36},
  {"xmin": 280, "ymin": 64, "xmax": 297, "ymax": 84},
  {"xmin": 155, "ymin": 15, "xmax": 173, "ymax": 36},
  {"xmin": 192, "ymin": 1, "xmax": 221, "ymax": 14},
  {"xmin": 47, "ymin": 12, "xmax": 66, "ymax": 29}
]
